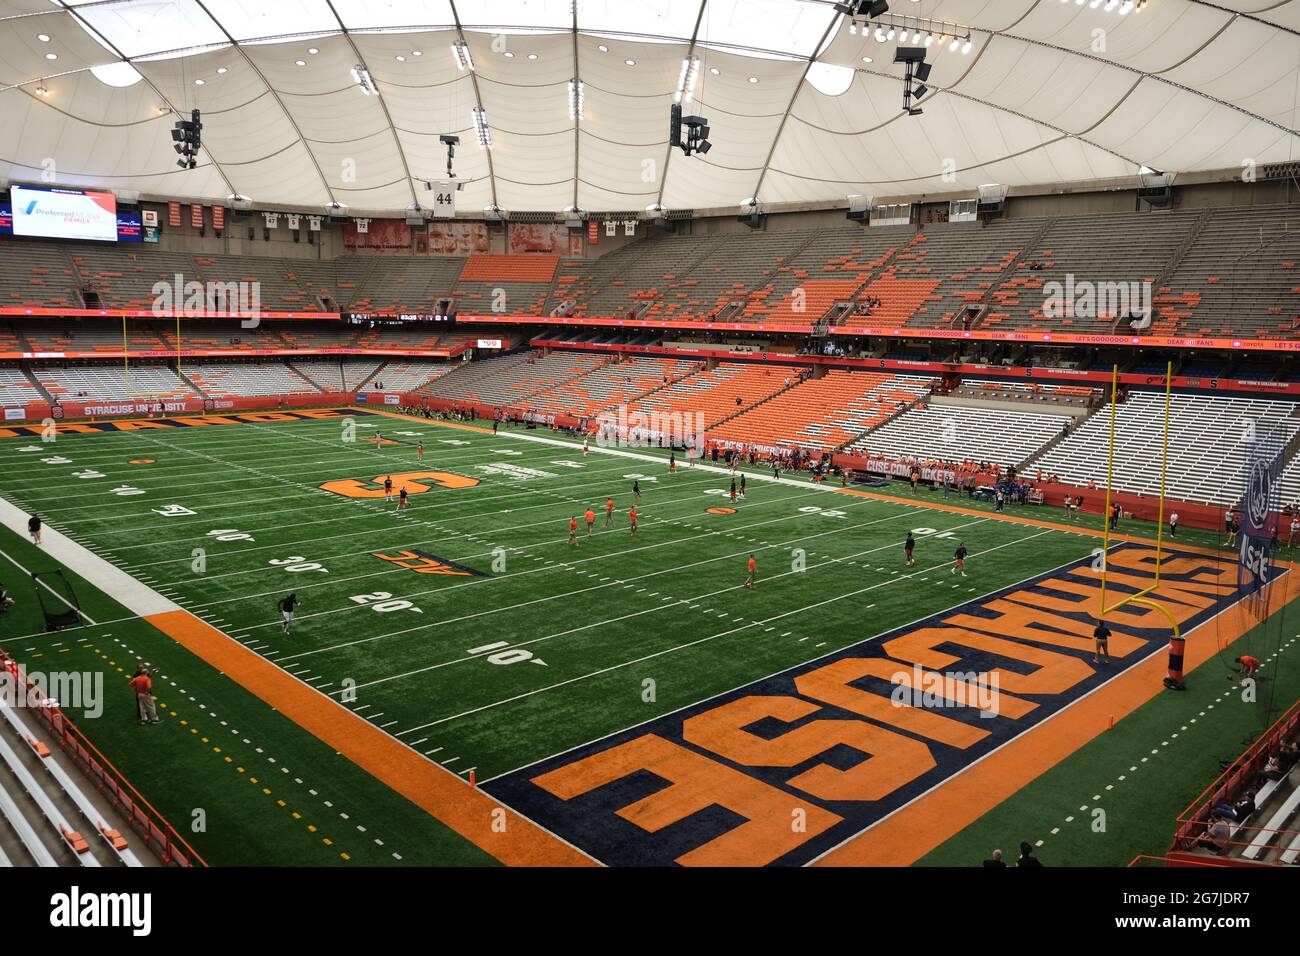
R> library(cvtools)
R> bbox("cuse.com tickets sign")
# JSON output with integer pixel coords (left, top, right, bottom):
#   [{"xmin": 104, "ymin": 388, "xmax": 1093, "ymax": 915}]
[{"xmin": 12, "ymin": 184, "xmax": 118, "ymax": 242}]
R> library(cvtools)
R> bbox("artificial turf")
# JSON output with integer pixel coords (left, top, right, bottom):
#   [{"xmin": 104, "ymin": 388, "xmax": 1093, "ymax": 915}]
[{"xmin": 0, "ymin": 407, "xmax": 1284, "ymax": 865}]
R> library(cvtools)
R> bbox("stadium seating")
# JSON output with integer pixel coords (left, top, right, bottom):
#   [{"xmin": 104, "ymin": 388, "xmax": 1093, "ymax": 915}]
[
  {"xmin": 3, "ymin": 205, "xmax": 1297, "ymax": 339},
  {"xmin": 629, "ymin": 361, "xmax": 798, "ymax": 428},
  {"xmin": 708, "ymin": 370, "xmax": 932, "ymax": 450},
  {"xmin": 34, "ymin": 365, "xmax": 198, "ymax": 402},
  {"xmin": 1155, "ymin": 205, "xmax": 1300, "ymax": 338},
  {"xmin": 845, "ymin": 401, "xmax": 1076, "ymax": 467},
  {"xmin": 1034, "ymin": 390, "xmax": 1300, "ymax": 505},
  {"xmin": 291, "ymin": 359, "xmax": 384, "ymax": 391},
  {"xmin": 986, "ymin": 210, "xmax": 1202, "ymax": 333},
  {"xmin": 185, "ymin": 363, "xmax": 317, "ymax": 398},
  {"xmin": 420, "ymin": 350, "xmax": 604, "ymax": 408},
  {"xmin": 24, "ymin": 323, "xmax": 168, "ymax": 353},
  {"xmin": 523, "ymin": 356, "xmax": 703, "ymax": 417},
  {"xmin": 0, "ymin": 366, "xmax": 44, "ymax": 405},
  {"xmin": 363, "ymin": 361, "xmax": 456, "ymax": 392},
  {"xmin": 0, "ymin": 242, "xmax": 82, "ymax": 309}
]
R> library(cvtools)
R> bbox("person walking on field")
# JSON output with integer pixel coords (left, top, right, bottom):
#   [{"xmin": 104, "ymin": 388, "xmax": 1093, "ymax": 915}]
[
  {"xmin": 744, "ymin": 554, "xmax": 757, "ymax": 589},
  {"xmin": 129, "ymin": 665, "xmax": 160, "ymax": 725},
  {"xmin": 279, "ymin": 593, "xmax": 299, "ymax": 636}
]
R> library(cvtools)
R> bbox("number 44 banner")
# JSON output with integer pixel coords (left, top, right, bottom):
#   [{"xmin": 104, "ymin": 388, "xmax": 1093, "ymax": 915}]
[{"xmin": 432, "ymin": 183, "xmax": 456, "ymax": 219}]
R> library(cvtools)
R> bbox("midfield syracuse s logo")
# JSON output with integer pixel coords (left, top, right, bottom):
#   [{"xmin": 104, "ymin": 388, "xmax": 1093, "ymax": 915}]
[{"xmin": 319, "ymin": 470, "xmax": 479, "ymax": 498}]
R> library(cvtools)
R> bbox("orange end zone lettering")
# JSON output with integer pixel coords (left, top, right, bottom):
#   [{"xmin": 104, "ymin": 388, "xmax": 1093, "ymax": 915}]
[{"xmin": 484, "ymin": 544, "xmax": 1276, "ymax": 866}]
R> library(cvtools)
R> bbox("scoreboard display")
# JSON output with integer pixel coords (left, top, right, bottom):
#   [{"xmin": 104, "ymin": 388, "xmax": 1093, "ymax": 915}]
[
  {"xmin": 342, "ymin": 312, "xmax": 455, "ymax": 326},
  {"xmin": 1, "ymin": 184, "xmax": 143, "ymax": 242}
]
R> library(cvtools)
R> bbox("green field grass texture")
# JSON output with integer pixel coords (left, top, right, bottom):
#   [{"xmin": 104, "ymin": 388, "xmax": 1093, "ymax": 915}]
[
  {"xmin": 0, "ymin": 519, "xmax": 495, "ymax": 866},
  {"xmin": 0, "ymin": 412, "xmax": 1113, "ymax": 789}
]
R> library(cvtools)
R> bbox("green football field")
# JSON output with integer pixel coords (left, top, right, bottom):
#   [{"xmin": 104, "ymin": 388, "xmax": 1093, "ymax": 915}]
[{"xmin": 0, "ymin": 407, "xmax": 1292, "ymax": 866}]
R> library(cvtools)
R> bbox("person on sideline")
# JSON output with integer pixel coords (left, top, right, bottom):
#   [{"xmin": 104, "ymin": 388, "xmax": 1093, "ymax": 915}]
[{"xmin": 128, "ymin": 665, "xmax": 161, "ymax": 725}]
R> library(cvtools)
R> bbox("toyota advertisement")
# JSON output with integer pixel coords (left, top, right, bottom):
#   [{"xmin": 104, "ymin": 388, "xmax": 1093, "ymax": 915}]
[{"xmin": 4, "ymin": 184, "xmax": 139, "ymax": 242}]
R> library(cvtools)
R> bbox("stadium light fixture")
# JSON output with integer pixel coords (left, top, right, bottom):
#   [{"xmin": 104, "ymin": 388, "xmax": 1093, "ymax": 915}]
[
  {"xmin": 568, "ymin": 78, "xmax": 585, "ymax": 120},
  {"xmin": 451, "ymin": 41, "xmax": 474, "ymax": 72},
  {"xmin": 350, "ymin": 64, "xmax": 377, "ymax": 95},
  {"xmin": 472, "ymin": 107, "xmax": 492, "ymax": 148},
  {"xmin": 675, "ymin": 55, "xmax": 700, "ymax": 104},
  {"xmin": 171, "ymin": 108, "xmax": 201, "ymax": 170}
]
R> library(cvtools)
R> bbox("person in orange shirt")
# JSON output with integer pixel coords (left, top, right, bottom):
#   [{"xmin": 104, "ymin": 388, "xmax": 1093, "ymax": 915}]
[
  {"xmin": 604, "ymin": 497, "xmax": 615, "ymax": 528},
  {"xmin": 745, "ymin": 553, "xmax": 757, "ymax": 589},
  {"xmin": 568, "ymin": 516, "xmax": 579, "ymax": 547},
  {"xmin": 128, "ymin": 665, "xmax": 160, "ymax": 724},
  {"xmin": 628, "ymin": 506, "xmax": 638, "ymax": 537},
  {"xmin": 585, "ymin": 507, "xmax": 596, "ymax": 537},
  {"xmin": 1234, "ymin": 655, "xmax": 1261, "ymax": 681}
]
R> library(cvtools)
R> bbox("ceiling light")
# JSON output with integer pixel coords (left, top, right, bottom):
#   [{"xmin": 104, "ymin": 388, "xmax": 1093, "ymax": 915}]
[
  {"xmin": 472, "ymin": 106, "xmax": 492, "ymax": 148},
  {"xmin": 527, "ymin": 53, "xmax": 538, "ymax": 60},
  {"xmin": 862, "ymin": 56, "xmax": 873, "ymax": 63},
  {"xmin": 598, "ymin": 45, "xmax": 608, "ymax": 52},
  {"xmin": 45, "ymin": 52, "xmax": 57, "ymax": 60},
  {"xmin": 625, "ymin": 59, "xmax": 636, "ymax": 66},
  {"xmin": 351, "ymin": 64, "xmax": 378, "ymax": 95},
  {"xmin": 504, "ymin": 51, "xmax": 514, "ymax": 57},
  {"xmin": 296, "ymin": 59, "xmax": 306, "ymax": 65},
  {"xmin": 710, "ymin": 67, "xmax": 720, "ymax": 75},
  {"xmin": 216, "ymin": 67, "xmax": 227, "ymax": 74},
  {"xmin": 924, "ymin": 33, "xmax": 934, "ymax": 46},
  {"xmin": 35, "ymin": 84, "xmax": 49, "ymax": 97},
  {"xmin": 949, "ymin": 37, "xmax": 960, "ymax": 50},
  {"xmin": 451, "ymin": 41, "xmax": 474, "ymax": 72},
  {"xmin": 675, "ymin": 55, "xmax": 700, "ymax": 104},
  {"xmin": 748, "ymin": 76, "xmax": 759, "ymax": 83},
  {"xmin": 194, "ymin": 78, "xmax": 204, "ymax": 85},
  {"xmin": 38, "ymin": 34, "xmax": 50, "ymax": 42},
  {"xmin": 412, "ymin": 50, "xmax": 422, "ymax": 56},
  {"xmin": 962, "ymin": 38, "xmax": 972, "ymax": 53},
  {"xmin": 308, "ymin": 48, "xmax": 318, "ymax": 54},
  {"xmin": 568, "ymin": 78, "xmax": 584, "ymax": 121}
]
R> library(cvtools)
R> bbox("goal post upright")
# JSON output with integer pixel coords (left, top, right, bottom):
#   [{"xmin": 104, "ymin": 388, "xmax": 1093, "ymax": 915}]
[{"xmin": 1098, "ymin": 361, "xmax": 1181, "ymax": 644}]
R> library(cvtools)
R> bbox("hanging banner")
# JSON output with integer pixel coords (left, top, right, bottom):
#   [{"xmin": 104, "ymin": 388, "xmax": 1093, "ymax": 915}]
[
  {"xmin": 624, "ymin": 219, "xmax": 636, "ymax": 236},
  {"xmin": 190, "ymin": 203, "xmax": 204, "ymax": 229},
  {"xmin": 287, "ymin": 213, "xmax": 301, "ymax": 231},
  {"xmin": 587, "ymin": 220, "xmax": 599, "ymax": 245},
  {"xmin": 212, "ymin": 205, "xmax": 225, "ymax": 232},
  {"xmin": 308, "ymin": 215, "xmax": 322, "ymax": 232},
  {"xmin": 264, "ymin": 212, "xmax": 279, "ymax": 229},
  {"xmin": 167, "ymin": 201, "xmax": 181, "ymax": 227},
  {"xmin": 424, "ymin": 221, "xmax": 488, "ymax": 254}
]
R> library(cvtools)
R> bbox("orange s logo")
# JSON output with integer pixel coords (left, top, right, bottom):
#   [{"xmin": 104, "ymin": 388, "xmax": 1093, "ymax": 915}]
[{"xmin": 320, "ymin": 470, "xmax": 480, "ymax": 498}]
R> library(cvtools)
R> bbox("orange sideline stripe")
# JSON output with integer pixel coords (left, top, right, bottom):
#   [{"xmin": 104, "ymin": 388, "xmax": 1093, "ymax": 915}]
[
  {"xmin": 143, "ymin": 610, "xmax": 593, "ymax": 867},
  {"xmin": 813, "ymin": 567, "xmax": 1297, "ymax": 866}
]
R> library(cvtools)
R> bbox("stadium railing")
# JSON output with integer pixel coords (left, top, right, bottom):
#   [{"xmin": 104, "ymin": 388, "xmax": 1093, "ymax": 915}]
[
  {"xmin": 1168, "ymin": 699, "xmax": 1300, "ymax": 865},
  {"xmin": 0, "ymin": 649, "xmax": 205, "ymax": 866}
]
